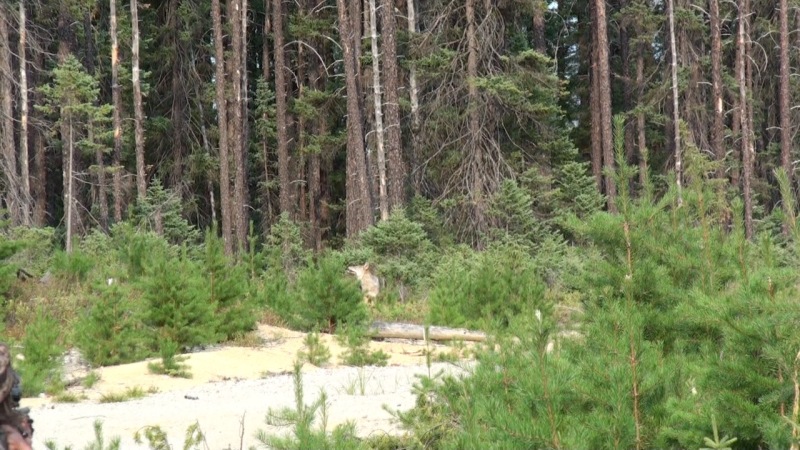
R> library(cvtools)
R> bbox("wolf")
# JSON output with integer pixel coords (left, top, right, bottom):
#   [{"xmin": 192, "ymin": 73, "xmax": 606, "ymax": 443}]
[{"xmin": 347, "ymin": 263, "xmax": 381, "ymax": 305}]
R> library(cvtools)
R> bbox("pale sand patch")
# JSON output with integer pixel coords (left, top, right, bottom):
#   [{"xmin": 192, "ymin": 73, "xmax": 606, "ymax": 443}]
[{"xmin": 22, "ymin": 324, "xmax": 472, "ymax": 449}]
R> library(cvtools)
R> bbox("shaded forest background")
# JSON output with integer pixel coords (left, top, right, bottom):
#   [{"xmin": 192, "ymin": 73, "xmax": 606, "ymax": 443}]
[{"xmin": 0, "ymin": 0, "xmax": 793, "ymax": 249}]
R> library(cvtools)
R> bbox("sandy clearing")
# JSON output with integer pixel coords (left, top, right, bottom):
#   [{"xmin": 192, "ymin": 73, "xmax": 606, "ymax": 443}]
[{"xmin": 20, "ymin": 324, "xmax": 473, "ymax": 449}]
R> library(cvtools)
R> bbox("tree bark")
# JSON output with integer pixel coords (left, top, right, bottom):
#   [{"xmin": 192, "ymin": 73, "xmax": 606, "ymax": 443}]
[
  {"xmin": 532, "ymin": 0, "xmax": 546, "ymax": 54},
  {"xmin": 212, "ymin": 0, "xmax": 234, "ymax": 254},
  {"xmin": 32, "ymin": 49, "xmax": 46, "ymax": 226},
  {"xmin": 229, "ymin": 0, "xmax": 248, "ymax": 250},
  {"xmin": 369, "ymin": 0, "xmax": 388, "ymax": 221},
  {"xmin": 381, "ymin": 0, "xmax": 405, "ymax": 211},
  {"xmin": 779, "ymin": 0, "xmax": 792, "ymax": 202},
  {"xmin": 667, "ymin": 0, "xmax": 682, "ymax": 205},
  {"xmin": 18, "ymin": 1, "xmax": 30, "ymax": 225},
  {"xmin": 466, "ymin": 0, "xmax": 488, "ymax": 236},
  {"xmin": 595, "ymin": 0, "xmax": 616, "ymax": 210},
  {"xmin": 0, "ymin": 4, "xmax": 18, "ymax": 224},
  {"xmin": 58, "ymin": 3, "xmax": 75, "ymax": 249},
  {"xmin": 274, "ymin": 0, "xmax": 292, "ymax": 218},
  {"xmin": 111, "ymin": 0, "xmax": 124, "ymax": 223},
  {"xmin": 338, "ymin": 0, "xmax": 373, "ymax": 236},
  {"xmin": 710, "ymin": 0, "xmax": 724, "ymax": 180},
  {"xmin": 131, "ymin": 0, "xmax": 147, "ymax": 200},
  {"xmin": 738, "ymin": 0, "xmax": 753, "ymax": 239},
  {"xmin": 406, "ymin": 0, "xmax": 422, "ymax": 195}
]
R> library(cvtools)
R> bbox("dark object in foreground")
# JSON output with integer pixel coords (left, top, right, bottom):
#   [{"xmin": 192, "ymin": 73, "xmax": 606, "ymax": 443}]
[{"xmin": 0, "ymin": 344, "xmax": 33, "ymax": 450}]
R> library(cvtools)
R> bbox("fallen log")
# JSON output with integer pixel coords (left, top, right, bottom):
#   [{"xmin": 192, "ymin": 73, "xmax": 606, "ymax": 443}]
[{"xmin": 369, "ymin": 321, "xmax": 487, "ymax": 342}]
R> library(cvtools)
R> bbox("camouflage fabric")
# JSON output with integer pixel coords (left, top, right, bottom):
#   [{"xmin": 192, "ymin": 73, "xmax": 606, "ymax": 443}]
[{"xmin": 0, "ymin": 344, "xmax": 32, "ymax": 450}]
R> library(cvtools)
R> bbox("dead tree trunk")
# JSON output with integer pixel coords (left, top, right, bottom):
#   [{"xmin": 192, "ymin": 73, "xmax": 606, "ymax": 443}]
[
  {"xmin": 737, "ymin": 0, "xmax": 753, "ymax": 239},
  {"xmin": 111, "ymin": 0, "xmax": 124, "ymax": 222},
  {"xmin": 368, "ymin": 0, "xmax": 388, "ymax": 221},
  {"xmin": 131, "ymin": 0, "xmax": 147, "ymax": 200},
  {"xmin": 18, "ymin": 1, "xmax": 30, "ymax": 225},
  {"xmin": 0, "ymin": 4, "xmax": 18, "ymax": 223},
  {"xmin": 667, "ymin": 0, "xmax": 682, "ymax": 205}
]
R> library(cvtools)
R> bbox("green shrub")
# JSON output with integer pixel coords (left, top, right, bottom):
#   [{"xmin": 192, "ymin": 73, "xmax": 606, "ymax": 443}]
[
  {"xmin": 337, "ymin": 327, "xmax": 389, "ymax": 367},
  {"xmin": 75, "ymin": 283, "xmax": 150, "ymax": 366},
  {"xmin": 428, "ymin": 244, "xmax": 546, "ymax": 330},
  {"xmin": 349, "ymin": 209, "xmax": 438, "ymax": 298},
  {"xmin": 127, "ymin": 182, "xmax": 201, "ymax": 246},
  {"xmin": 297, "ymin": 332, "xmax": 331, "ymax": 366},
  {"xmin": 140, "ymin": 252, "xmax": 216, "ymax": 351},
  {"xmin": 289, "ymin": 252, "xmax": 368, "ymax": 333},
  {"xmin": 203, "ymin": 231, "xmax": 256, "ymax": 341},
  {"xmin": 17, "ymin": 309, "xmax": 63, "ymax": 396},
  {"xmin": 51, "ymin": 249, "xmax": 94, "ymax": 285},
  {"xmin": 0, "ymin": 223, "xmax": 24, "ymax": 301}
]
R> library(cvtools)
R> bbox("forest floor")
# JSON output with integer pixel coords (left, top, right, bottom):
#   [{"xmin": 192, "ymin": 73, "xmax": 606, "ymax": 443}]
[{"xmin": 24, "ymin": 324, "xmax": 471, "ymax": 449}]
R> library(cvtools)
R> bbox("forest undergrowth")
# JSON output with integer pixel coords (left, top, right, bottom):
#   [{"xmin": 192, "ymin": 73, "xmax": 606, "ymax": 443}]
[{"xmin": 4, "ymin": 127, "xmax": 800, "ymax": 448}]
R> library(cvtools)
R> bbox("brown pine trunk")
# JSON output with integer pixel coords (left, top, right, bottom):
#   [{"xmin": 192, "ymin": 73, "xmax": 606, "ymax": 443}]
[
  {"xmin": 229, "ymin": 0, "xmax": 248, "ymax": 250},
  {"xmin": 212, "ymin": 0, "xmax": 234, "ymax": 254},
  {"xmin": 595, "ymin": 0, "xmax": 616, "ymax": 211},
  {"xmin": 0, "ymin": 4, "xmax": 18, "ymax": 224},
  {"xmin": 111, "ymin": 0, "xmax": 124, "ymax": 223},
  {"xmin": 710, "ymin": 0, "xmax": 724, "ymax": 179},
  {"xmin": 667, "ymin": 0, "xmax": 682, "ymax": 205},
  {"xmin": 18, "ymin": 1, "xmax": 30, "ymax": 225},
  {"xmin": 738, "ymin": 0, "xmax": 753, "ymax": 239},
  {"xmin": 532, "ymin": 0, "xmax": 546, "ymax": 54},
  {"xmin": 338, "ymin": 0, "xmax": 373, "ymax": 236},
  {"xmin": 620, "ymin": 0, "xmax": 634, "ymax": 163},
  {"xmin": 32, "ymin": 48, "xmax": 46, "ymax": 226},
  {"xmin": 381, "ymin": 0, "xmax": 405, "ymax": 211},
  {"xmin": 274, "ymin": 0, "xmax": 292, "ymax": 218},
  {"xmin": 131, "ymin": 0, "xmax": 147, "ymax": 199},
  {"xmin": 779, "ymin": 0, "xmax": 792, "ymax": 194}
]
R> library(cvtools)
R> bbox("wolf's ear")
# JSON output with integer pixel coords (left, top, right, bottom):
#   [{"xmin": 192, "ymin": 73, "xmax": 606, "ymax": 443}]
[{"xmin": 363, "ymin": 263, "xmax": 371, "ymax": 271}]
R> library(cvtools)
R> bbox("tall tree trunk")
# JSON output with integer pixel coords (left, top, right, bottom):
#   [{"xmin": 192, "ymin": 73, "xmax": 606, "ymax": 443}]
[
  {"xmin": 406, "ymin": 0, "xmax": 422, "ymax": 195},
  {"xmin": 779, "ymin": 0, "xmax": 792, "ymax": 200},
  {"xmin": 212, "ymin": 0, "xmax": 234, "ymax": 254},
  {"xmin": 0, "ymin": 4, "xmax": 18, "ymax": 224},
  {"xmin": 709, "ymin": 0, "xmax": 724, "ymax": 179},
  {"xmin": 667, "ymin": 0, "xmax": 682, "ymax": 205},
  {"xmin": 369, "ymin": 0, "xmax": 388, "ymax": 221},
  {"xmin": 228, "ymin": 0, "xmax": 247, "ymax": 250},
  {"xmin": 466, "ymin": 0, "xmax": 487, "ymax": 234},
  {"xmin": 620, "ymin": 0, "xmax": 634, "ymax": 163},
  {"xmin": 738, "ymin": 0, "xmax": 753, "ymax": 239},
  {"xmin": 238, "ymin": 0, "xmax": 250, "ymax": 245},
  {"xmin": 66, "ymin": 118, "xmax": 75, "ymax": 252},
  {"xmin": 32, "ymin": 49, "xmax": 46, "ymax": 226},
  {"xmin": 131, "ymin": 0, "xmax": 147, "ymax": 199},
  {"xmin": 595, "ymin": 0, "xmax": 616, "ymax": 210},
  {"xmin": 338, "ymin": 0, "xmax": 373, "ymax": 236},
  {"xmin": 111, "ymin": 0, "xmax": 124, "ymax": 223},
  {"xmin": 532, "ymin": 0, "xmax": 546, "ymax": 54},
  {"xmin": 381, "ymin": 0, "xmax": 405, "ymax": 211},
  {"xmin": 18, "ymin": 1, "xmax": 30, "ymax": 225},
  {"xmin": 59, "ymin": 2, "xmax": 76, "ymax": 249},
  {"xmin": 274, "ymin": 0, "xmax": 292, "ymax": 217}
]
